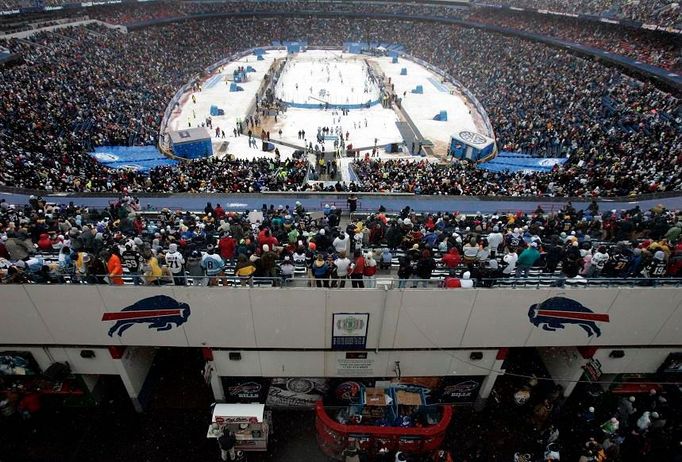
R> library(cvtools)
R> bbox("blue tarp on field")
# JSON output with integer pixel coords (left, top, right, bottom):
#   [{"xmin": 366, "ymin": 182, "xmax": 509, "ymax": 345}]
[
  {"xmin": 476, "ymin": 152, "xmax": 568, "ymax": 173},
  {"xmin": 90, "ymin": 146, "xmax": 179, "ymax": 173}
]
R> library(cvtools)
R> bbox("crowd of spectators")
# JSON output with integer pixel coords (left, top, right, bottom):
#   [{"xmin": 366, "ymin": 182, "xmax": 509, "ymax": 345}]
[
  {"xmin": 2, "ymin": 0, "xmax": 679, "ymax": 30},
  {"xmin": 0, "ymin": 195, "xmax": 680, "ymax": 286},
  {"xmin": 0, "ymin": 16, "xmax": 680, "ymax": 197},
  {"xmin": 468, "ymin": 9, "xmax": 681, "ymax": 71},
  {"xmin": 475, "ymin": 0, "xmax": 681, "ymax": 28}
]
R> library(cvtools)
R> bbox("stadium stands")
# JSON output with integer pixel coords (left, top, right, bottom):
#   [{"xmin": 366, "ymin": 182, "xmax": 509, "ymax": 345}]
[
  {"xmin": 0, "ymin": 16, "xmax": 679, "ymax": 197},
  {"xmin": 1, "ymin": 196, "xmax": 680, "ymax": 286}
]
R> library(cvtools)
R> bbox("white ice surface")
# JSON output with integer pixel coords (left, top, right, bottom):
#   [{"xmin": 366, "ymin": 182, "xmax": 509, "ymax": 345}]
[{"xmin": 274, "ymin": 52, "xmax": 380, "ymax": 106}]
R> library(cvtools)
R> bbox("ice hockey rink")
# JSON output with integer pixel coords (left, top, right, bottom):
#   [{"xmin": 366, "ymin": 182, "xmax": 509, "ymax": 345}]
[{"xmin": 168, "ymin": 48, "xmax": 489, "ymax": 161}]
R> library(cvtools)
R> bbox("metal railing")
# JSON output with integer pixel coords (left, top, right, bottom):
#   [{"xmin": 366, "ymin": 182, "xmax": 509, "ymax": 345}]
[{"xmin": 6, "ymin": 274, "xmax": 682, "ymax": 289}]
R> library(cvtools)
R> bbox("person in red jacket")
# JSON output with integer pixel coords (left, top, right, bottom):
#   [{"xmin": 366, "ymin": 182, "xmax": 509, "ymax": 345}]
[
  {"xmin": 257, "ymin": 228, "xmax": 278, "ymax": 252},
  {"xmin": 218, "ymin": 234, "xmax": 236, "ymax": 261},
  {"xmin": 133, "ymin": 217, "xmax": 145, "ymax": 235},
  {"xmin": 37, "ymin": 233, "xmax": 52, "ymax": 251},
  {"xmin": 442, "ymin": 247, "xmax": 461, "ymax": 271},
  {"xmin": 349, "ymin": 250, "xmax": 365, "ymax": 288},
  {"xmin": 443, "ymin": 274, "xmax": 462, "ymax": 288},
  {"xmin": 214, "ymin": 203, "xmax": 225, "ymax": 220}
]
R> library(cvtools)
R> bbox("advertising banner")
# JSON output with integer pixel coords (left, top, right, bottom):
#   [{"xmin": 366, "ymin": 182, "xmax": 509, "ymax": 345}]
[
  {"xmin": 266, "ymin": 378, "xmax": 329, "ymax": 409},
  {"xmin": 222, "ymin": 377, "xmax": 271, "ymax": 403}
]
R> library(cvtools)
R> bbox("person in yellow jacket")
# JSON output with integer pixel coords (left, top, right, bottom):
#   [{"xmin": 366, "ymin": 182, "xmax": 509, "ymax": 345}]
[
  {"xmin": 143, "ymin": 252, "xmax": 163, "ymax": 285},
  {"xmin": 235, "ymin": 254, "xmax": 257, "ymax": 286}
]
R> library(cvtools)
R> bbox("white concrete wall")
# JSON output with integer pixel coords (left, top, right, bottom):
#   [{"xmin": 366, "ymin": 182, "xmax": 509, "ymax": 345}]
[
  {"xmin": 18, "ymin": 346, "xmax": 118, "ymax": 375},
  {"xmin": 539, "ymin": 346, "xmax": 589, "ymax": 396},
  {"xmin": 593, "ymin": 348, "xmax": 682, "ymax": 374},
  {"xmin": 211, "ymin": 349, "xmax": 498, "ymax": 378},
  {"xmin": 115, "ymin": 346, "xmax": 156, "ymax": 397},
  {"xmin": 2, "ymin": 285, "xmax": 682, "ymax": 349}
]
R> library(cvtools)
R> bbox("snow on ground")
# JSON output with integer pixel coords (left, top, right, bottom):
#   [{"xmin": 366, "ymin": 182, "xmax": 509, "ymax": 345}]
[
  {"xmin": 374, "ymin": 56, "xmax": 481, "ymax": 153},
  {"xmin": 169, "ymin": 49, "xmax": 481, "ymax": 161},
  {"xmin": 168, "ymin": 50, "xmax": 288, "ymax": 160},
  {"xmin": 274, "ymin": 51, "xmax": 380, "ymax": 106},
  {"xmin": 223, "ymin": 135, "xmax": 298, "ymax": 161}
]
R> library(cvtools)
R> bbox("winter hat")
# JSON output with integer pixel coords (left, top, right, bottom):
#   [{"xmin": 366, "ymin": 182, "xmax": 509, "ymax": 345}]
[
  {"xmin": 463, "ymin": 271, "xmax": 471, "ymax": 279},
  {"xmin": 209, "ymin": 423, "xmax": 223, "ymax": 437},
  {"xmin": 169, "ymin": 243, "xmax": 177, "ymax": 253},
  {"xmin": 654, "ymin": 250, "xmax": 665, "ymax": 260}
]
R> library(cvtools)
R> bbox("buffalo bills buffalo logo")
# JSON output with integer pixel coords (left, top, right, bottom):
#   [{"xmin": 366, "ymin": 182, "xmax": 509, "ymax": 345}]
[
  {"xmin": 102, "ymin": 295, "xmax": 191, "ymax": 337},
  {"xmin": 528, "ymin": 297, "xmax": 609, "ymax": 337}
]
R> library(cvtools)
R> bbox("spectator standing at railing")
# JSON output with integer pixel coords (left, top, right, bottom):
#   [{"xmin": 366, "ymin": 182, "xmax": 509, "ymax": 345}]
[
  {"xmin": 502, "ymin": 249, "xmax": 519, "ymax": 277},
  {"xmin": 201, "ymin": 245, "xmax": 224, "ymax": 287},
  {"xmin": 107, "ymin": 248, "xmax": 124, "ymax": 286},
  {"xmin": 516, "ymin": 242, "xmax": 541, "ymax": 278},
  {"xmin": 280, "ymin": 256, "xmax": 295, "ymax": 285},
  {"xmin": 260, "ymin": 244, "xmax": 278, "ymax": 285},
  {"xmin": 349, "ymin": 250, "xmax": 365, "ymax": 288},
  {"xmin": 414, "ymin": 250, "xmax": 436, "ymax": 288},
  {"xmin": 235, "ymin": 255, "xmax": 257, "ymax": 286},
  {"xmin": 643, "ymin": 251, "xmax": 668, "ymax": 278},
  {"xmin": 165, "ymin": 243, "xmax": 185, "ymax": 286},
  {"xmin": 122, "ymin": 243, "xmax": 144, "ymax": 285},
  {"xmin": 333, "ymin": 251, "xmax": 351, "ymax": 288},
  {"xmin": 487, "ymin": 226, "xmax": 504, "ymax": 258},
  {"xmin": 363, "ymin": 251, "xmax": 378, "ymax": 288},
  {"xmin": 397, "ymin": 254, "xmax": 412, "ymax": 289},
  {"xmin": 312, "ymin": 254, "xmax": 330, "ymax": 288},
  {"xmin": 218, "ymin": 233, "xmax": 237, "ymax": 261},
  {"xmin": 589, "ymin": 246, "xmax": 610, "ymax": 277}
]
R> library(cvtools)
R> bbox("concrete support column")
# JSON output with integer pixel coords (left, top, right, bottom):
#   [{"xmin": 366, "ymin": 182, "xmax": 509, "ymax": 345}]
[
  {"xmin": 539, "ymin": 346, "xmax": 595, "ymax": 398},
  {"xmin": 207, "ymin": 361, "xmax": 225, "ymax": 401},
  {"xmin": 109, "ymin": 346, "xmax": 156, "ymax": 413},
  {"xmin": 202, "ymin": 348, "xmax": 225, "ymax": 401},
  {"xmin": 475, "ymin": 348, "xmax": 507, "ymax": 410}
]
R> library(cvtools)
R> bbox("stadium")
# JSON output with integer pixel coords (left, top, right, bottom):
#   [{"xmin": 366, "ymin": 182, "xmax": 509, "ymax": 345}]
[{"xmin": 0, "ymin": 1, "xmax": 681, "ymax": 461}]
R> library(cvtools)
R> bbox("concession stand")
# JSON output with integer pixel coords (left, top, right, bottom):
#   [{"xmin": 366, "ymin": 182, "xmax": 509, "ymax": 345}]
[{"xmin": 315, "ymin": 383, "xmax": 453, "ymax": 459}]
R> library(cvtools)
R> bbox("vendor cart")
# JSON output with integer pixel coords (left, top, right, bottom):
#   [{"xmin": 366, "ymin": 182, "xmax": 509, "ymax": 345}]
[{"xmin": 207, "ymin": 403, "xmax": 271, "ymax": 452}]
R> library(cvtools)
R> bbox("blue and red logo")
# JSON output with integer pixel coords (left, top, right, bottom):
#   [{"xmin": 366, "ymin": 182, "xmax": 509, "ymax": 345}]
[
  {"xmin": 102, "ymin": 295, "xmax": 191, "ymax": 337},
  {"xmin": 528, "ymin": 296, "xmax": 610, "ymax": 337}
]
